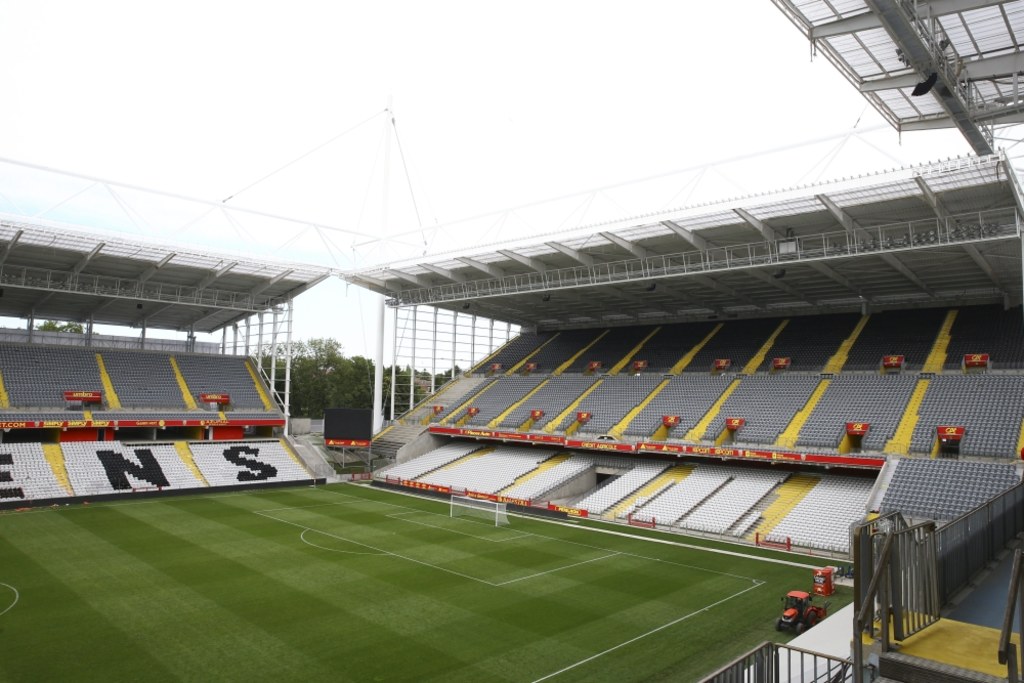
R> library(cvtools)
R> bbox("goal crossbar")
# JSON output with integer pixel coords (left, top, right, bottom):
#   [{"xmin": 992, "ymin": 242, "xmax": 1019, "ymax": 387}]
[{"xmin": 450, "ymin": 495, "xmax": 510, "ymax": 526}]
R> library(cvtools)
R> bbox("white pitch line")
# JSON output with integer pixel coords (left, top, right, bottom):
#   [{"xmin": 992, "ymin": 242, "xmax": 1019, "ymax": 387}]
[
  {"xmin": 0, "ymin": 583, "xmax": 19, "ymax": 618},
  {"xmin": 494, "ymin": 552, "xmax": 621, "ymax": 587},
  {"xmin": 299, "ymin": 529, "xmax": 385, "ymax": 556},
  {"xmin": 530, "ymin": 580, "xmax": 765, "ymax": 683}
]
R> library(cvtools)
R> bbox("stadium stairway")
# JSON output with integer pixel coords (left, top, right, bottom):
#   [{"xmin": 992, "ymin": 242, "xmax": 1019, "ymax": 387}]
[
  {"xmin": 747, "ymin": 473, "xmax": 819, "ymax": 541},
  {"xmin": 874, "ymin": 619, "xmax": 1016, "ymax": 682},
  {"xmin": 921, "ymin": 309, "xmax": 958, "ymax": 373},
  {"xmin": 94, "ymin": 353, "xmax": 122, "ymax": 409},
  {"xmin": 441, "ymin": 380, "xmax": 502, "ymax": 426},
  {"xmin": 545, "ymin": 380, "xmax": 606, "ymax": 434},
  {"xmin": 486, "ymin": 380, "xmax": 550, "ymax": 429},
  {"xmin": 244, "ymin": 359, "xmax": 276, "ymax": 411},
  {"xmin": 169, "ymin": 357, "xmax": 199, "ymax": 409},
  {"xmin": 669, "ymin": 323, "xmax": 723, "ymax": 373},
  {"xmin": 371, "ymin": 424, "xmax": 427, "ymax": 460},
  {"xmin": 741, "ymin": 319, "xmax": 789, "ymax": 374},
  {"xmin": 775, "ymin": 379, "xmax": 831, "ymax": 448},
  {"xmin": 884, "ymin": 379, "xmax": 931, "ymax": 455},
  {"xmin": 684, "ymin": 379, "xmax": 740, "ymax": 441},
  {"xmin": 608, "ymin": 377, "xmax": 672, "ymax": 439},
  {"xmin": 553, "ymin": 330, "xmax": 608, "ymax": 375},
  {"xmin": 278, "ymin": 438, "xmax": 310, "ymax": 473},
  {"xmin": 822, "ymin": 314, "xmax": 870, "ymax": 374},
  {"xmin": 403, "ymin": 376, "xmax": 490, "ymax": 425},
  {"xmin": 499, "ymin": 452, "xmax": 570, "ymax": 493},
  {"xmin": 42, "ymin": 443, "xmax": 74, "ymax": 496},
  {"xmin": 607, "ymin": 326, "xmax": 662, "ymax": 375},
  {"xmin": 608, "ymin": 464, "xmax": 692, "ymax": 518},
  {"xmin": 174, "ymin": 441, "xmax": 210, "ymax": 486}
]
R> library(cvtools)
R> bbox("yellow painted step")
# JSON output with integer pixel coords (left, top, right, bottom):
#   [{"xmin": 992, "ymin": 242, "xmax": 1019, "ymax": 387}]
[
  {"xmin": 507, "ymin": 332, "xmax": 561, "ymax": 375},
  {"xmin": 608, "ymin": 327, "xmax": 662, "ymax": 375},
  {"xmin": 670, "ymin": 324, "xmax": 723, "ymax": 374},
  {"xmin": 174, "ymin": 441, "xmax": 209, "ymax": 486},
  {"xmin": 436, "ymin": 446, "xmax": 493, "ymax": 472},
  {"xmin": 169, "ymin": 357, "xmax": 199, "ymax": 410},
  {"xmin": 43, "ymin": 444, "xmax": 74, "ymax": 496},
  {"xmin": 279, "ymin": 438, "xmax": 310, "ymax": 474},
  {"xmin": 608, "ymin": 464, "xmax": 692, "ymax": 518},
  {"xmin": 742, "ymin": 319, "xmax": 789, "ymax": 374},
  {"xmin": 499, "ymin": 452, "xmax": 570, "ymax": 493},
  {"xmin": 373, "ymin": 424, "xmax": 396, "ymax": 441},
  {"xmin": 0, "ymin": 369, "xmax": 10, "ymax": 408},
  {"xmin": 748, "ymin": 474, "xmax": 819, "ymax": 540},
  {"xmin": 608, "ymin": 378, "xmax": 672, "ymax": 439},
  {"xmin": 245, "ymin": 359, "xmax": 275, "ymax": 411},
  {"xmin": 415, "ymin": 378, "xmax": 462, "ymax": 425},
  {"xmin": 894, "ymin": 617, "xmax": 1019, "ymax": 679},
  {"xmin": 775, "ymin": 379, "xmax": 831, "ymax": 448},
  {"xmin": 554, "ymin": 330, "xmax": 609, "ymax": 376},
  {"xmin": 486, "ymin": 379, "xmax": 550, "ymax": 429},
  {"xmin": 922, "ymin": 309, "xmax": 958, "ymax": 373},
  {"xmin": 823, "ymin": 314, "xmax": 870, "ymax": 374},
  {"xmin": 685, "ymin": 378, "xmax": 741, "ymax": 442},
  {"xmin": 545, "ymin": 379, "xmax": 605, "ymax": 433},
  {"xmin": 1017, "ymin": 419, "xmax": 1024, "ymax": 460},
  {"xmin": 441, "ymin": 381, "xmax": 501, "ymax": 426},
  {"xmin": 95, "ymin": 353, "xmax": 122, "ymax": 409},
  {"xmin": 885, "ymin": 378, "xmax": 931, "ymax": 455}
]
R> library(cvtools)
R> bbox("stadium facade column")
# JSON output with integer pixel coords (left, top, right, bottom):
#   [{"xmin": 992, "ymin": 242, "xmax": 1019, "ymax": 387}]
[
  {"xmin": 451, "ymin": 311, "xmax": 457, "ymax": 381},
  {"xmin": 283, "ymin": 298, "xmax": 293, "ymax": 432},
  {"xmin": 390, "ymin": 306, "xmax": 397, "ymax": 422},
  {"xmin": 410, "ymin": 306, "xmax": 417, "ymax": 413},
  {"xmin": 430, "ymin": 307, "xmax": 438, "ymax": 394},
  {"xmin": 372, "ymin": 294, "xmax": 385, "ymax": 433}
]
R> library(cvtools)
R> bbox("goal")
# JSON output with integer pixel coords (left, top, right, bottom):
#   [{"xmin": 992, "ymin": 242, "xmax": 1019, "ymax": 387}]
[{"xmin": 450, "ymin": 495, "xmax": 510, "ymax": 526}]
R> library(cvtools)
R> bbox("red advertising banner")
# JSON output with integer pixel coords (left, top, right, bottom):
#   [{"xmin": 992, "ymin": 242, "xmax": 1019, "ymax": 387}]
[
  {"xmin": 402, "ymin": 480, "xmax": 451, "ymax": 494},
  {"xmin": 576, "ymin": 412, "xmax": 592, "ymax": 423},
  {"xmin": 632, "ymin": 360, "xmax": 649, "ymax": 371},
  {"xmin": 963, "ymin": 353, "xmax": 990, "ymax": 368},
  {"xmin": 881, "ymin": 355, "xmax": 905, "ymax": 369},
  {"xmin": 547, "ymin": 503, "xmax": 589, "ymax": 518},
  {"xmin": 489, "ymin": 363, "xmax": 503, "ymax": 372},
  {"xmin": 636, "ymin": 442, "xmax": 885, "ymax": 469},
  {"xmin": 325, "ymin": 438, "xmax": 371, "ymax": 447},
  {"xmin": 845, "ymin": 422, "xmax": 870, "ymax": 436},
  {"xmin": 467, "ymin": 407, "xmax": 480, "ymax": 416},
  {"xmin": 772, "ymin": 357, "xmax": 791, "ymax": 370},
  {"xmin": 725, "ymin": 417, "xmax": 745, "ymax": 430},
  {"xmin": 0, "ymin": 416, "xmax": 284, "ymax": 430},
  {"xmin": 530, "ymin": 409, "xmax": 545, "ymax": 420},
  {"xmin": 662, "ymin": 415, "xmax": 680, "ymax": 427},
  {"xmin": 63, "ymin": 391, "xmax": 102, "ymax": 403},
  {"xmin": 586, "ymin": 361, "xmax": 603, "ymax": 372},
  {"xmin": 937, "ymin": 425, "xmax": 966, "ymax": 441},
  {"xmin": 713, "ymin": 358, "xmax": 732, "ymax": 371},
  {"xmin": 524, "ymin": 362, "xmax": 538, "ymax": 372},
  {"xmin": 199, "ymin": 393, "xmax": 230, "ymax": 404},
  {"xmin": 433, "ymin": 405, "xmax": 444, "ymax": 415},
  {"xmin": 627, "ymin": 513, "xmax": 656, "ymax": 528},
  {"xmin": 564, "ymin": 439, "xmax": 635, "ymax": 452},
  {"xmin": 428, "ymin": 425, "xmax": 564, "ymax": 445}
]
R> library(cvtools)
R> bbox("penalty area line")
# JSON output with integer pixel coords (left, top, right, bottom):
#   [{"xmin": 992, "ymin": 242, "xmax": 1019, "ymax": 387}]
[{"xmin": 530, "ymin": 580, "xmax": 765, "ymax": 683}]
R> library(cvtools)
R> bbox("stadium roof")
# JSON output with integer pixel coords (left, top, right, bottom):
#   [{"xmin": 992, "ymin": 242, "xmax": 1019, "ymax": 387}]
[
  {"xmin": 0, "ymin": 216, "xmax": 334, "ymax": 334},
  {"xmin": 343, "ymin": 154, "xmax": 1024, "ymax": 330},
  {"xmin": 772, "ymin": 0, "xmax": 1024, "ymax": 155}
]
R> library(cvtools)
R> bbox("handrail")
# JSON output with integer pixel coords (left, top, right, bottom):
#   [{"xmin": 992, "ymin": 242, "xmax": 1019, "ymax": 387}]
[
  {"xmin": 998, "ymin": 548, "xmax": 1024, "ymax": 683},
  {"xmin": 856, "ymin": 531, "xmax": 895, "ymax": 629}
]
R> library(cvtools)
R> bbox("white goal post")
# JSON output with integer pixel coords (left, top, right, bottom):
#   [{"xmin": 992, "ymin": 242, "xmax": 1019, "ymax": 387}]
[{"xmin": 450, "ymin": 495, "xmax": 510, "ymax": 526}]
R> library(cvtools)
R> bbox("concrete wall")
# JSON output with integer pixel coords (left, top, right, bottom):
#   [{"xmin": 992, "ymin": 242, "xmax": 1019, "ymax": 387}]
[
  {"xmin": 396, "ymin": 432, "xmax": 450, "ymax": 465},
  {"xmin": 289, "ymin": 418, "xmax": 312, "ymax": 436},
  {"xmin": 542, "ymin": 469, "xmax": 597, "ymax": 504}
]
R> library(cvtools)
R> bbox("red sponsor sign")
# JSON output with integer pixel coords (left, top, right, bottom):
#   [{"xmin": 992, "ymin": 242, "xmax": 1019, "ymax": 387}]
[
  {"xmin": 496, "ymin": 495, "xmax": 532, "ymax": 507},
  {"xmin": 467, "ymin": 407, "xmax": 480, "ymax": 417},
  {"xmin": 725, "ymin": 417, "xmax": 745, "ymax": 430},
  {"xmin": 323, "ymin": 440, "xmax": 372, "ymax": 450},
  {"xmin": 881, "ymin": 355, "xmax": 905, "ymax": 369},
  {"xmin": 63, "ymin": 391, "xmax": 102, "ymax": 402},
  {"xmin": 772, "ymin": 357, "xmax": 791, "ymax": 370},
  {"xmin": 402, "ymin": 480, "xmax": 451, "ymax": 494},
  {"xmin": 713, "ymin": 359, "xmax": 732, "ymax": 370},
  {"xmin": 937, "ymin": 425, "xmax": 966, "ymax": 441},
  {"xmin": 524, "ymin": 362, "xmax": 538, "ymax": 372},
  {"xmin": 963, "ymin": 353, "xmax": 990, "ymax": 368},
  {"xmin": 845, "ymin": 422, "xmax": 870, "ymax": 436},
  {"xmin": 428, "ymin": 425, "xmax": 564, "ymax": 445},
  {"xmin": 662, "ymin": 415, "xmax": 680, "ymax": 428},
  {"xmin": 586, "ymin": 361, "xmax": 603, "ymax": 372},
  {"xmin": 547, "ymin": 503, "xmax": 589, "ymax": 518},
  {"xmin": 433, "ymin": 405, "xmax": 444, "ymax": 415},
  {"xmin": 489, "ymin": 362, "xmax": 503, "ymax": 372},
  {"xmin": 576, "ymin": 412, "xmax": 592, "ymax": 423},
  {"xmin": 632, "ymin": 360, "xmax": 649, "ymax": 371},
  {"xmin": 627, "ymin": 514, "xmax": 657, "ymax": 529},
  {"xmin": 199, "ymin": 393, "xmax": 230, "ymax": 404},
  {"xmin": 564, "ymin": 439, "xmax": 635, "ymax": 452},
  {"xmin": 530, "ymin": 409, "xmax": 545, "ymax": 420},
  {"xmin": 636, "ymin": 442, "xmax": 885, "ymax": 469}
]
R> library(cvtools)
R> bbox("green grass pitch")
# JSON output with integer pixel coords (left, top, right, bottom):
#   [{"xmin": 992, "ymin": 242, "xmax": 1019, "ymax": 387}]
[{"xmin": 0, "ymin": 483, "xmax": 851, "ymax": 682}]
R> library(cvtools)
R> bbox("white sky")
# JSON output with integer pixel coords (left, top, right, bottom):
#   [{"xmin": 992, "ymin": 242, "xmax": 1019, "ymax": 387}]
[{"xmin": 0, "ymin": 0, "xmax": 979, "ymax": 357}]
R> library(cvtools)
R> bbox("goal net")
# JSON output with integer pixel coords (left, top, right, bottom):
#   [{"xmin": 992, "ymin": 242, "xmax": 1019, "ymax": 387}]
[{"xmin": 450, "ymin": 495, "xmax": 510, "ymax": 526}]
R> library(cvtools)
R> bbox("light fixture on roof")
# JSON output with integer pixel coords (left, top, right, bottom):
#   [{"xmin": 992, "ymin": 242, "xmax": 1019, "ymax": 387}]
[{"xmin": 542, "ymin": 294, "xmax": 551, "ymax": 302}]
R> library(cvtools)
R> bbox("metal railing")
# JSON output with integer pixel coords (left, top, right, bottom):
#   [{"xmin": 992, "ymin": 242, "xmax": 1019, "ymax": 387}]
[
  {"xmin": 999, "ymin": 549, "xmax": 1024, "ymax": 683},
  {"xmin": 700, "ymin": 641, "xmax": 853, "ymax": 683}
]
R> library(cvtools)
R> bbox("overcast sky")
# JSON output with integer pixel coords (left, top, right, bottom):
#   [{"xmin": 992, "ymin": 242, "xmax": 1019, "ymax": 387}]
[{"xmin": 0, "ymin": 1, "xmax": 977, "ymax": 356}]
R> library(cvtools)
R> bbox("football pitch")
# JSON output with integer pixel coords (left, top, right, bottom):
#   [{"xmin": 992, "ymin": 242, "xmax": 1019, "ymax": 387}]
[{"xmin": 0, "ymin": 483, "xmax": 850, "ymax": 682}]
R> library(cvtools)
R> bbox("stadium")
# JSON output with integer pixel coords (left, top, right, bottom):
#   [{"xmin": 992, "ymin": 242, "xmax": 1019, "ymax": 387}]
[{"xmin": 2, "ymin": 2, "xmax": 1024, "ymax": 682}]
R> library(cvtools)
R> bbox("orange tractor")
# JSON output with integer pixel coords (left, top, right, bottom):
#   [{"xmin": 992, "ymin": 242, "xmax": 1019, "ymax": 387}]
[{"xmin": 776, "ymin": 590, "xmax": 828, "ymax": 633}]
